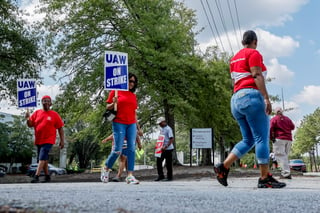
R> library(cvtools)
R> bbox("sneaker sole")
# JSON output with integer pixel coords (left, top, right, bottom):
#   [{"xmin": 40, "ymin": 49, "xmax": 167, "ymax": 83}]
[
  {"xmin": 126, "ymin": 179, "xmax": 140, "ymax": 184},
  {"xmin": 258, "ymin": 183, "xmax": 286, "ymax": 188},
  {"xmin": 127, "ymin": 182, "xmax": 139, "ymax": 184}
]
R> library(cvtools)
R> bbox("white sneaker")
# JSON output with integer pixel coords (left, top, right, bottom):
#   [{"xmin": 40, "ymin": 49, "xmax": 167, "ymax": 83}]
[
  {"xmin": 126, "ymin": 175, "xmax": 139, "ymax": 184},
  {"xmin": 100, "ymin": 168, "xmax": 109, "ymax": 183}
]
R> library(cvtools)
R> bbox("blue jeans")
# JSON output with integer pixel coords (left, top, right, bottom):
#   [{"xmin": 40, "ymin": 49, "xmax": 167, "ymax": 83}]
[
  {"xmin": 105, "ymin": 122, "xmax": 136, "ymax": 172},
  {"xmin": 230, "ymin": 88, "xmax": 270, "ymax": 164}
]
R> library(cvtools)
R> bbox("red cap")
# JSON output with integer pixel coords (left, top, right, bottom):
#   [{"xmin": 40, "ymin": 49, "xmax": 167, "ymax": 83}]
[{"xmin": 41, "ymin": 95, "xmax": 51, "ymax": 100}]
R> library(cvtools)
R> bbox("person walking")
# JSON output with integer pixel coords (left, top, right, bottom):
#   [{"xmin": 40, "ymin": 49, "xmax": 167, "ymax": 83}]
[
  {"xmin": 25, "ymin": 95, "xmax": 64, "ymax": 183},
  {"xmin": 154, "ymin": 117, "xmax": 174, "ymax": 181},
  {"xmin": 101, "ymin": 72, "xmax": 141, "ymax": 184},
  {"xmin": 269, "ymin": 152, "xmax": 278, "ymax": 170},
  {"xmin": 270, "ymin": 107, "xmax": 295, "ymax": 179},
  {"xmin": 214, "ymin": 30, "xmax": 286, "ymax": 188},
  {"xmin": 101, "ymin": 132, "xmax": 142, "ymax": 182}
]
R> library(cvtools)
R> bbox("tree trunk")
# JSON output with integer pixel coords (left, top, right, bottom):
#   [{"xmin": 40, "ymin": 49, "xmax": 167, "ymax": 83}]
[
  {"xmin": 163, "ymin": 99, "xmax": 182, "ymax": 165},
  {"xmin": 201, "ymin": 149, "xmax": 212, "ymax": 165},
  {"xmin": 309, "ymin": 151, "xmax": 313, "ymax": 172},
  {"xmin": 316, "ymin": 144, "xmax": 319, "ymax": 172},
  {"xmin": 219, "ymin": 136, "xmax": 226, "ymax": 163}
]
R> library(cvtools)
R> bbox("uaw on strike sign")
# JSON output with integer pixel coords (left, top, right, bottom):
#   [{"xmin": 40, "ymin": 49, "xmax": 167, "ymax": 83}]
[
  {"xmin": 104, "ymin": 51, "xmax": 128, "ymax": 91},
  {"xmin": 17, "ymin": 79, "xmax": 37, "ymax": 108}
]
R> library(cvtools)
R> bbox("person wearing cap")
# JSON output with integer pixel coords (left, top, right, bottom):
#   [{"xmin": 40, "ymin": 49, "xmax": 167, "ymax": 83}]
[
  {"xmin": 25, "ymin": 95, "xmax": 64, "ymax": 183},
  {"xmin": 214, "ymin": 30, "xmax": 286, "ymax": 188},
  {"xmin": 154, "ymin": 117, "xmax": 174, "ymax": 181},
  {"xmin": 270, "ymin": 107, "xmax": 295, "ymax": 179}
]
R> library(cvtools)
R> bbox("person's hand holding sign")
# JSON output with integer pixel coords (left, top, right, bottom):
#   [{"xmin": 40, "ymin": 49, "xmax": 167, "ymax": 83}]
[{"xmin": 25, "ymin": 108, "xmax": 30, "ymax": 120}]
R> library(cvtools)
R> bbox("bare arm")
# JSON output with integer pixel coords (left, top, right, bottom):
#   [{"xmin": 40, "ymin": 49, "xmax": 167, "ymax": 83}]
[
  {"xmin": 106, "ymin": 98, "xmax": 116, "ymax": 110},
  {"xmin": 25, "ymin": 110, "xmax": 33, "ymax": 127},
  {"xmin": 136, "ymin": 135, "xmax": 142, "ymax": 150},
  {"xmin": 102, "ymin": 134, "xmax": 113, "ymax": 143},
  {"xmin": 250, "ymin": 66, "xmax": 272, "ymax": 115},
  {"xmin": 136, "ymin": 119, "xmax": 143, "ymax": 137},
  {"xmin": 162, "ymin": 137, "xmax": 174, "ymax": 150},
  {"xmin": 58, "ymin": 127, "xmax": 64, "ymax": 149}
]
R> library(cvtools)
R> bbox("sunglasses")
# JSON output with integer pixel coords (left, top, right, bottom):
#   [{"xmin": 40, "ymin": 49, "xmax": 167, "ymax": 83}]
[{"xmin": 129, "ymin": 80, "xmax": 136, "ymax": 83}]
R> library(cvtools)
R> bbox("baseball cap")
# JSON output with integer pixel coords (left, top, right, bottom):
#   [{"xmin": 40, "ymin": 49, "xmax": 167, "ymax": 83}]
[
  {"xmin": 156, "ymin": 117, "xmax": 166, "ymax": 124},
  {"xmin": 274, "ymin": 107, "xmax": 283, "ymax": 113},
  {"xmin": 41, "ymin": 95, "xmax": 51, "ymax": 100}
]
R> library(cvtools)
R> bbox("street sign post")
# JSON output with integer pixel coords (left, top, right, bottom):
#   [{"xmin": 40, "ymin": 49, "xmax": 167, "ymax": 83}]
[{"xmin": 190, "ymin": 128, "xmax": 214, "ymax": 167}]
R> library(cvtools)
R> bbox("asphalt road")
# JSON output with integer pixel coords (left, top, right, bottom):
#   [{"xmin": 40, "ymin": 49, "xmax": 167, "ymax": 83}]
[{"xmin": 1, "ymin": 176, "xmax": 320, "ymax": 213}]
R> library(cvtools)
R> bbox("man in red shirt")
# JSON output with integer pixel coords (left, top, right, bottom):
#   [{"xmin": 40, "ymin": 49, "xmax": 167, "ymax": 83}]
[
  {"xmin": 25, "ymin": 95, "xmax": 64, "ymax": 183},
  {"xmin": 270, "ymin": 107, "xmax": 295, "ymax": 179}
]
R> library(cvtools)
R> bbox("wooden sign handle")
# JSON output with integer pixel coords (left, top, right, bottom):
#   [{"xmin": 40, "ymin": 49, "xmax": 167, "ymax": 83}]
[{"xmin": 114, "ymin": 90, "xmax": 118, "ymax": 111}]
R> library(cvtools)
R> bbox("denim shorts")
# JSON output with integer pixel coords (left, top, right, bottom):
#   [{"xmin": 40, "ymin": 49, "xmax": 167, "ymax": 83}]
[{"xmin": 37, "ymin": 144, "xmax": 53, "ymax": 161}]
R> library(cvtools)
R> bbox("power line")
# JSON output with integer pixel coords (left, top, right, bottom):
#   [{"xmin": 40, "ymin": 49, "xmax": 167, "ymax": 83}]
[
  {"xmin": 233, "ymin": 0, "xmax": 242, "ymax": 41},
  {"xmin": 205, "ymin": 0, "xmax": 226, "ymax": 52},
  {"xmin": 214, "ymin": 0, "xmax": 234, "ymax": 54},
  {"xmin": 200, "ymin": 0, "xmax": 219, "ymax": 48},
  {"xmin": 227, "ymin": 0, "xmax": 241, "ymax": 50}
]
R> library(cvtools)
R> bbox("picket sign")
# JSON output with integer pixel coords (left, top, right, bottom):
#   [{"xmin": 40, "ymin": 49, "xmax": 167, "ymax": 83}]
[{"xmin": 155, "ymin": 134, "xmax": 165, "ymax": 158}]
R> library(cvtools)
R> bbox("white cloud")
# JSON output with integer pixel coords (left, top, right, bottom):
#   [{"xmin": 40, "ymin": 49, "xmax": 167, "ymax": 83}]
[
  {"xmin": 266, "ymin": 58, "xmax": 294, "ymax": 85},
  {"xmin": 198, "ymin": 28, "xmax": 299, "ymax": 59},
  {"xmin": 238, "ymin": 0, "xmax": 309, "ymax": 28},
  {"xmin": 37, "ymin": 84, "xmax": 62, "ymax": 101},
  {"xmin": 309, "ymin": 40, "xmax": 316, "ymax": 45},
  {"xmin": 183, "ymin": 0, "xmax": 308, "ymax": 43},
  {"xmin": 294, "ymin": 85, "xmax": 320, "ymax": 105},
  {"xmin": 257, "ymin": 29, "xmax": 299, "ymax": 59}
]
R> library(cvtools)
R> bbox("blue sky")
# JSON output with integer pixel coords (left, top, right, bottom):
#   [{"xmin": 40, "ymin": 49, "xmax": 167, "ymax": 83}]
[
  {"xmin": 182, "ymin": 0, "xmax": 320, "ymax": 126},
  {"xmin": 1, "ymin": 0, "xmax": 319, "ymax": 128}
]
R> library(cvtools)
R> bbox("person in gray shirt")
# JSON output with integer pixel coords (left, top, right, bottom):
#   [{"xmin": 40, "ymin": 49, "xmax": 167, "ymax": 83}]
[{"xmin": 154, "ymin": 117, "xmax": 174, "ymax": 181}]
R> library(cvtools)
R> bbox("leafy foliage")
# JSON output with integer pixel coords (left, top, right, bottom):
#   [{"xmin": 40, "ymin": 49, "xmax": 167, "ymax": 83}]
[
  {"xmin": 38, "ymin": 0, "xmax": 242, "ymax": 167},
  {"xmin": 292, "ymin": 108, "xmax": 320, "ymax": 156},
  {"xmin": 0, "ymin": 0, "xmax": 43, "ymax": 101},
  {"xmin": 0, "ymin": 115, "xmax": 33, "ymax": 166}
]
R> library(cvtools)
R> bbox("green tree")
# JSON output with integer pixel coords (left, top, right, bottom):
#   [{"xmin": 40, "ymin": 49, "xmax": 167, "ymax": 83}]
[
  {"xmin": 38, "ymin": 0, "xmax": 242, "ymax": 167},
  {"xmin": 292, "ymin": 108, "xmax": 320, "ymax": 170},
  {"xmin": 38, "ymin": 0, "xmax": 199, "ymax": 161},
  {"xmin": 293, "ymin": 108, "xmax": 320, "ymax": 155},
  {"xmin": 5, "ymin": 116, "xmax": 33, "ymax": 172},
  {"xmin": 0, "ymin": 121, "xmax": 10, "ymax": 162},
  {"xmin": 0, "ymin": 0, "xmax": 43, "ymax": 100}
]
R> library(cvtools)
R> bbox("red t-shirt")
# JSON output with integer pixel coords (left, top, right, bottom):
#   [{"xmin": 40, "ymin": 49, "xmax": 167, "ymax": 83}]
[
  {"xmin": 230, "ymin": 48, "xmax": 266, "ymax": 93},
  {"xmin": 106, "ymin": 90, "xmax": 137, "ymax": 124},
  {"xmin": 30, "ymin": 109, "xmax": 64, "ymax": 145}
]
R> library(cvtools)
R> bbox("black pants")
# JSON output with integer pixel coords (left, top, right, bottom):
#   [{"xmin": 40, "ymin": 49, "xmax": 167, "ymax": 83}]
[{"xmin": 156, "ymin": 149, "xmax": 173, "ymax": 179}]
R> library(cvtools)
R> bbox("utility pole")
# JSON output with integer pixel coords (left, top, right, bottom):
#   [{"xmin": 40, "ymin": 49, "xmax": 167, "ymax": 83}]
[{"xmin": 281, "ymin": 88, "xmax": 285, "ymax": 110}]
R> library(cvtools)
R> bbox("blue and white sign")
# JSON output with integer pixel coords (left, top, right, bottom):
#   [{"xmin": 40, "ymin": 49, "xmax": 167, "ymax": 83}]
[
  {"xmin": 191, "ymin": 128, "xmax": 213, "ymax": 149},
  {"xmin": 104, "ymin": 51, "xmax": 128, "ymax": 91},
  {"xmin": 17, "ymin": 79, "xmax": 37, "ymax": 108}
]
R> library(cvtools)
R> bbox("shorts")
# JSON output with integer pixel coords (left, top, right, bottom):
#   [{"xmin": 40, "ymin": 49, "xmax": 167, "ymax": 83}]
[
  {"xmin": 121, "ymin": 148, "xmax": 128, "ymax": 157},
  {"xmin": 37, "ymin": 144, "xmax": 53, "ymax": 161}
]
